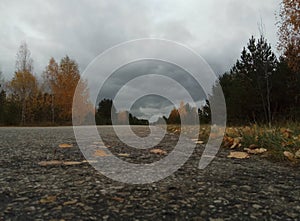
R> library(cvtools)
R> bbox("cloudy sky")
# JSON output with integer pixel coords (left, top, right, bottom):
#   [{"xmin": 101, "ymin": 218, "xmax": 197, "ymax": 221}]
[
  {"xmin": 0, "ymin": 0, "xmax": 282, "ymax": 120},
  {"xmin": 1, "ymin": 0, "xmax": 281, "ymax": 77}
]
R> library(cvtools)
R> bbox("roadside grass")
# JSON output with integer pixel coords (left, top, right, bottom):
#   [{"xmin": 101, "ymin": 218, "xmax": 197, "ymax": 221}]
[
  {"xmin": 231, "ymin": 125, "xmax": 300, "ymax": 162},
  {"xmin": 165, "ymin": 123, "xmax": 300, "ymax": 164}
]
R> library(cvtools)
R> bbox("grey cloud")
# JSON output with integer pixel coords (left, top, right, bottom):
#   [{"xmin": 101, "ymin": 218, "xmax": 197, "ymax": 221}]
[{"xmin": 97, "ymin": 60, "xmax": 206, "ymax": 101}]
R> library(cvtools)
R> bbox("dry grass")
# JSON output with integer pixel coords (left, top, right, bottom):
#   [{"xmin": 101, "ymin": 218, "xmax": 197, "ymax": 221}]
[{"xmin": 165, "ymin": 123, "xmax": 300, "ymax": 164}]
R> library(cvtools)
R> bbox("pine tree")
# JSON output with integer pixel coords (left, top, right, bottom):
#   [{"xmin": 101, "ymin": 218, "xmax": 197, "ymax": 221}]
[{"xmin": 219, "ymin": 36, "xmax": 277, "ymax": 125}]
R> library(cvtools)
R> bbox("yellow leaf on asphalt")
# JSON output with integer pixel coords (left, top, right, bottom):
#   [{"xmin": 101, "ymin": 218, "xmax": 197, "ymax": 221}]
[
  {"xmin": 38, "ymin": 160, "xmax": 63, "ymax": 166},
  {"xmin": 94, "ymin": 149, "xmax": 110, "ymax": 157},
  {"xmin": 63, "ymin": 161, "xmax": 83, "ymax": 166},
  {"xmin": 63, "ymin": 199, "xmax": 78, "ymax": 206},
  {"xmin": 227, "ymin": 151, "xmax": 250, "ymax": 159},
  {"xmin": 150, "ymin": 149, "xmax": 167, "ymax": 155},
  {"xmin": 59, "ymin": 143, "xmax": 73, "ymax": 148},
  {"xmin": 40, "ymin": 195, "xmax": 57, "ymax": 204},
  {"xmin": 81, "ymin": 160, "xmax": 97, "ymax": 164},
  {"xmin": 38, "ymin": 160, "xmax": 89, "ymax": 166}
]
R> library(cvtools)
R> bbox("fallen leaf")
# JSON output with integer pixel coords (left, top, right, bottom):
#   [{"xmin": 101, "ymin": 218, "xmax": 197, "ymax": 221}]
[
  {"xmin": 38, "ymin": 160, "xmax": 89, "ymax": 166},
  {"xmin": 63, "ymin": 199, "xmax": 78, "ymax": 206},
  {"xmin": 76, "ymin": 202, "xmax": 85, "ymax": 207},
  {"xmin": 227, "ymin": 151, "xmax": 250, "ymax": 159},
  {"xmin": 38, "ymin": 160, "xmax": 63, "ymax": 166},
  {"xmin": 40, "ymin": 195, "xmax": 57, "ymax": 204},
  {"xmin": 94, "ymin": 149, "xmax": 110, "ymax": 157},
  {"xmin": 244, "ymin": 148, "xmax": 267, "ymax": 154},
  {"xmin": 283, "ymin": 151, "xmax": 294, "ymax": 161},
  {"xmin": 59, "ymin": 143, "xmax": 73, "ymax": 148},
  {"xmin": 150, "ymin": 148, "xmax": 167, "ymax": 155},
  {"xmin": 81, "ymin": 160, "xmax": 97, "ymax": 164},
  {"xmin": 295, "ymin": 149, "xmax": 300, "ymax": 159},
  {"xmin": 63, "ymin": 161, "xmax": 83, "ymax": 166}
]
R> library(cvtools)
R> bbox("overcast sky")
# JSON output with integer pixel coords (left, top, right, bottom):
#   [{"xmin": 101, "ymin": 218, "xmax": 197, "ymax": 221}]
[
  {"xmin": 0, "ymin": 0, "xmax": 282, "ymax": 120},
  {"xmin": 1, "ymin": 0, "xmax": 281, "ymax": 78}
]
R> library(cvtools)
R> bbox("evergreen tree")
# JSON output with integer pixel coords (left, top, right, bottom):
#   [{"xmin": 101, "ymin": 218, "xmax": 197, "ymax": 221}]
[
  {"xmin": 95, "ymin": 99, "xmax": 116, "ymax": 125},
  {"xmin": 219, "ymin": 36, "xmax": 277, "ymax": 125},
  {"xmin": 0, "ymin": 70, "xmax": 6, "ymax": 125}
]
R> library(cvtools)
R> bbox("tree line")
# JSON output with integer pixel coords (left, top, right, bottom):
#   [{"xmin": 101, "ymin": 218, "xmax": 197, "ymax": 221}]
[
  {"xmin": 95, "ymin": 98, "xmax": 149, "ymax": 125},
  {"xmin": 205, "ymin": 35, "xmax": 299, "ymax": 126},
  {"xmin": 205, "ymin": 0, "xmax": 299, "ymax": 125},
  {"xmin": 0, "ymin": 43, "xmax": 149, "ymax": 126},
  {"xmin": 0, "ymin": 42, "xmax": 93, "ymax": 125}
]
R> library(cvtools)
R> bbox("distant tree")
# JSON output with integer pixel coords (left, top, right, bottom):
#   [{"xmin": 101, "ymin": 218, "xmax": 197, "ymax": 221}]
[
  {"xmin": 199, "ymin": 100, "xmax": 211, "ymax": 124},
  {"xmin": 129, "ymin": 113, "xmax": 149, "ymax": 125},
  {"xmin": 0, "ymin": 70, "xmax": 6, "ymax": 124},
  {"xmin": 9, "ymin": 42, "xmax": 38, "ymax": 125},
  {"xmin": 177, "ymin": 101, "xmax": 198, "ymax": 124},
  {"xmin": 43, "ymin": 56, "xmax": 91, "ymax": 124},
  {"xmin": 4, "ymin": 95, "xmax": 21, "ymax": 125},
  {"xmin": 43, "ymin": 57, "xmax": 59, "ymax": 123},
  {"xmin": 9, "ymin": 71, "xmax": 38, "ymax": 124},
  {"xmin": 277, "ymin": 0, "xmax": 300, "ymax": 72},
  {"xmin": 55, "ymin": 56, "xmax": 80, "ymax": 122},
  {"xmin": 186, "ymin": 103, "xmax": 198, "ymax": 124},
  {"xmin": 42, "ymin": 56, "xmax": 92, "ymax": 124},
  {"xmin": 0, "ymin": 70, "xmax": 4, "ymax": 89},
  {"xmin": 178, "ymin": 101, "xmax": 187, "ymax": 117},
  {"xmin": 32, "ymin": 91, "xmax": 53, "ymax": 123},
  {"xmin": 167, "ymin": 108, "xmax": 180, "ymax": 124},
  {"xmin": 117, "ymin": 111, "xmax": 129, "ymax": 125},
  {"xmin": 15, "ymin": 42, "xmax": 33, "ymax": 73},
  {"xmin": 71, "ymin": 74, "xmax": 93, "ymax": 125},
  {"xmin": 96, "ymin": 99, "xmax": 116, "ymax": 125}
]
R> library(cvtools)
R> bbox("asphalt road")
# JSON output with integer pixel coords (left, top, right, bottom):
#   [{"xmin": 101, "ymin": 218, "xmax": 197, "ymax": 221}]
[{"xmin": 0, "ymin": 126, "xmax": 299, "ymax": 220}]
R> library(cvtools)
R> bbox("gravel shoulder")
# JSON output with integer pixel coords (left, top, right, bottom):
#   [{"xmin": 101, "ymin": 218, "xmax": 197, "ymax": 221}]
[{"xmin": 0, "ymin": 126, "xmax": 299, "ymax": 221}]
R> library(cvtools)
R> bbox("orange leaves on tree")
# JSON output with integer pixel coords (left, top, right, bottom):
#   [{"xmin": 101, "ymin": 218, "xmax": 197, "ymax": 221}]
[{"xmin": 278, "ymin": 0, "xmax": 300, "ymax": 72}]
